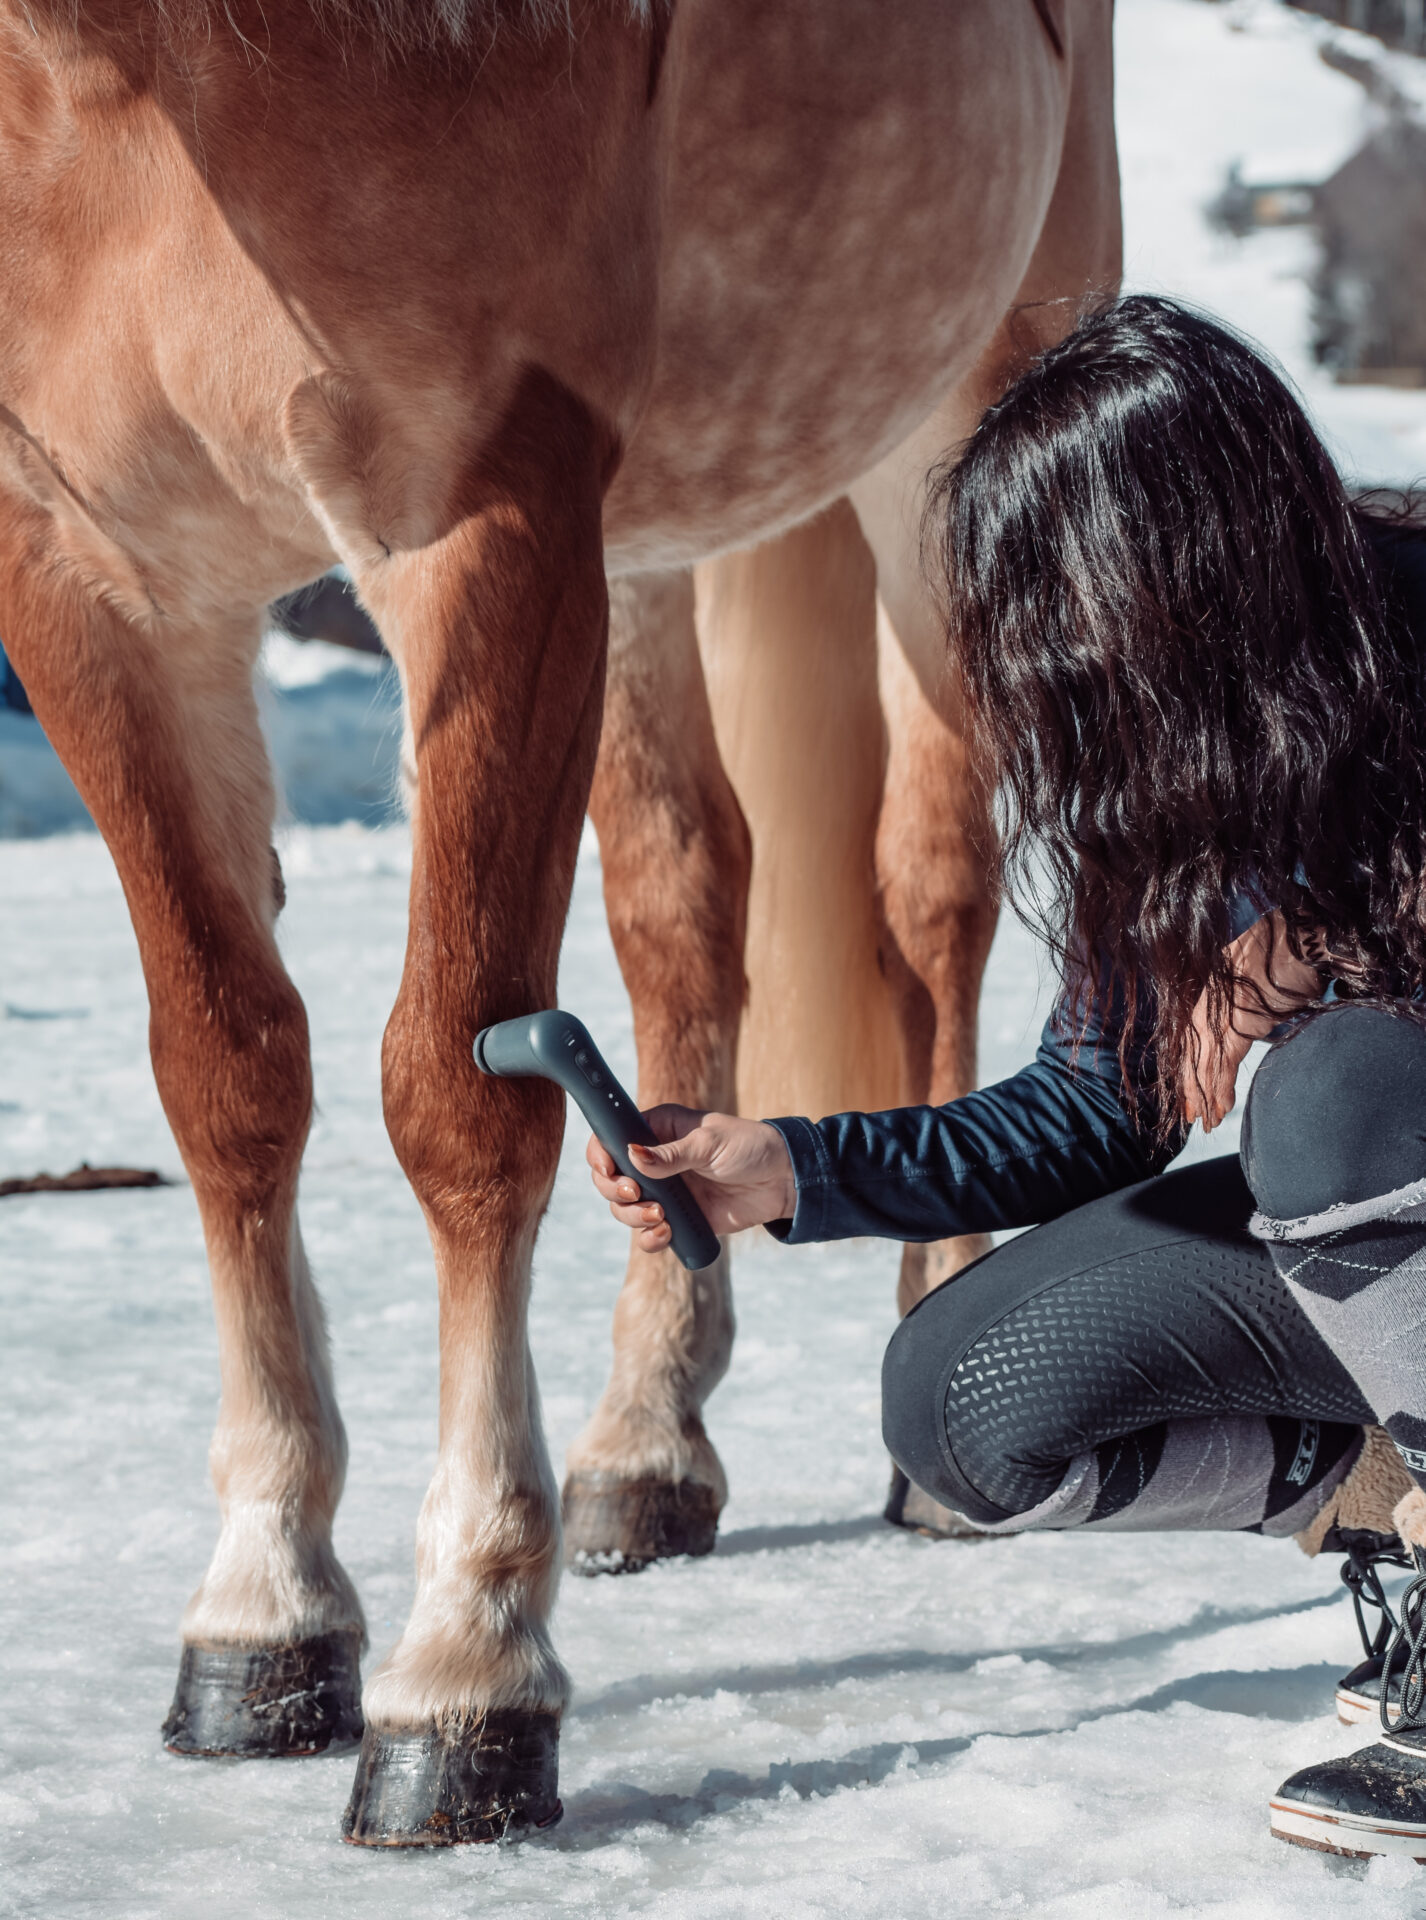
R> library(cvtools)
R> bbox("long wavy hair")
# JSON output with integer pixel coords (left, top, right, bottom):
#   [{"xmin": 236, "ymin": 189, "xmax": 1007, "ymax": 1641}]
[{"xmin": 932, "ymin": 294, "xmax": 1426, "ymax": 1128}]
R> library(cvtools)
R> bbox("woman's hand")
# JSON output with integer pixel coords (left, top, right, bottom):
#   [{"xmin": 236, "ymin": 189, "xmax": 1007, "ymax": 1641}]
[
  {"xmin": 586, "ymin": 1106, "xmax": 796, "ymax": 1254},
  {"xmin": 1182, "ymin": 911, "xmax": 1323, "ymax": 1131}
]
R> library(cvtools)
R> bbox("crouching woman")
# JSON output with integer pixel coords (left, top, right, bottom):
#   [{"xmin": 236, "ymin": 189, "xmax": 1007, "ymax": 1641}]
[{"xmin": 589, "ymin": 296, "xmax": 1426, "ymax": 1861}]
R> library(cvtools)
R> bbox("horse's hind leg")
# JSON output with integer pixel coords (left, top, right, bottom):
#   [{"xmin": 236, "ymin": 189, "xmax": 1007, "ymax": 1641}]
[
  {"xmin": 0, "ymin": 496, "xmax": 364, "ymax": 1753},
  {"xmin": 562, "ymin": 569, "xmax": 747, "ymax": 1572},
  {"xmin": 853, "ymin": 19, "xmax": 1122, "ymax": 1529},
  {"xmin": 871, "ymin": 601, "xmax": 998, "ymax": 1314}
]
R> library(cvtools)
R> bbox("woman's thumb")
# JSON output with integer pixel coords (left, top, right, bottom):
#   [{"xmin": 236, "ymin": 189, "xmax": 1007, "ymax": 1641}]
[{"xmin": 628, "ymin": 1137, "xmax": 687, "ymax": 1176}]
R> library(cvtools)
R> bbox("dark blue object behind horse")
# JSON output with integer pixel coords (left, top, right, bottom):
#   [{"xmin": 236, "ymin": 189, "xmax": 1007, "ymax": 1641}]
[{"xmin": 0, "ymin": 641, "xmax": 32, "ymax": 714}]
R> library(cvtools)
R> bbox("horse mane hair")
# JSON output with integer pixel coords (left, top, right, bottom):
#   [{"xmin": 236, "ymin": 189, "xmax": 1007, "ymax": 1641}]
[
  {"xmin": 278, "ymin": 0, "xmax": 660, "ymax": 48},
  {"xmin": 44, "ymin": 0, "xmax": 663, "ymax": 56}
]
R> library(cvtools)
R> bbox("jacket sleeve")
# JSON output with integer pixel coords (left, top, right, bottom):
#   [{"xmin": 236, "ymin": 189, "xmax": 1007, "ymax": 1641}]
[{"xmin": 763, "ymin": 972, "xmax": 1186, "ymax": 1245}]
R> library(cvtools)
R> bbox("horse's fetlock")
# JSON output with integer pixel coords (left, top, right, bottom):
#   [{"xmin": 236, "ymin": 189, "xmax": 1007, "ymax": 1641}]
[
  {"xmin": 184, "ymin": 1494, "xmax": 366, "ymax": 1647},
  {"xmin": 363, "ymin": 1600, "xmax": 569, "ymax": 1729},
  {"xmin": 209, "ymin": 1409, "xmax": 346, "ymax": 1522},
  {"xmin": 468, "ymin": 1487, "xmax": 563, "ymax": 1600}
]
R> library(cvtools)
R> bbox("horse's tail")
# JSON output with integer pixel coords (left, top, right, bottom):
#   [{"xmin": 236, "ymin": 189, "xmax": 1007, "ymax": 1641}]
[{"xmin": 695, "ymin": 500, "xmax": 910, "ymax": 1124}]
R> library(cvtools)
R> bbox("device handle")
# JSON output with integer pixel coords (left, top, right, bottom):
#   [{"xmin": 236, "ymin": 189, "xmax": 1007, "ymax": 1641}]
[{"xmin": 473, "ymin": 1011, "xmax": 721, "ymax": 1272}]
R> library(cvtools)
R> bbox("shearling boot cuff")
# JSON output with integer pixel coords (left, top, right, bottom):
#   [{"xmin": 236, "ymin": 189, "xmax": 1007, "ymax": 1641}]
[
  {"xmin": 1296, "ymin": 1425, "xmax": 1415, "ymax": 1558},
  {"xmin": 1395, "ymin": 1485, "xmax": 1426, "ymax": 1555}
]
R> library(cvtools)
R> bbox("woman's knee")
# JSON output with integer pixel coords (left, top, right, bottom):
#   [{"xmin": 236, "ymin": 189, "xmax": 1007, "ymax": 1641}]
[{"xmin": 1241, "ymin": 1004, "xmax": 1426, "ymax": 1222}]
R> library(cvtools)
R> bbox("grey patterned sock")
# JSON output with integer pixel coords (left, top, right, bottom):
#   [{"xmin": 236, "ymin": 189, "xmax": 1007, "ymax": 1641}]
[
  {"xmin": 965, "ymin": 1414, "xmax": 1361, "ymax": 1537},
  {"xmin": 1252, "ymin": 1174, "xmax": 1426, "ymax": 1490}
]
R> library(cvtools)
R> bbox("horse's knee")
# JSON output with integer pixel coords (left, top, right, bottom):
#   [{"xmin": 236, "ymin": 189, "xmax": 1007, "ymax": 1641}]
[
  {"xmin": 1242, "ymin": 1004, "xmax": 1426, "ymax": 1221},
  {"xmin": 151, "ymin": 949, "xmax": 312, "ymax": 1206},
  {"xmin": 380, "ymin": 993, "xmax": 563, "ymax": 1233}
]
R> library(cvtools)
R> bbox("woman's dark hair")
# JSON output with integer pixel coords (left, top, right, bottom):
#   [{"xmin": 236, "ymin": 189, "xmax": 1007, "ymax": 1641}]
[{"xmin": 932, "ymin": 292, "xmax": 1426, "ymax": 1129}]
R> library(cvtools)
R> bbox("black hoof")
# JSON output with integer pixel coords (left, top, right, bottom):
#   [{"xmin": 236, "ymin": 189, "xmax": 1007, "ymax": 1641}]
[
  {"xmin": 884, "ymin": 1466, "xmax": 995, "ymax": 1541},
  {"xmin": 562, "ymin": 1471, "xmax": 719, "ymax": 1573},
  {"xmin": 342, "ymin": 1710, "xmax": 562, "ymax": 1846},
  {"xmin": 163, "ymin": 1630, "xmax": 364, "ymax": 1757}
]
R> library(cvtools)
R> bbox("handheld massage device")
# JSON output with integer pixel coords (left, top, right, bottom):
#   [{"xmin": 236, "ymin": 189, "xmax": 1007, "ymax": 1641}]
[{"xmin": 472, "ymin": 1010, "xmax": 721, "ymax": 1272}]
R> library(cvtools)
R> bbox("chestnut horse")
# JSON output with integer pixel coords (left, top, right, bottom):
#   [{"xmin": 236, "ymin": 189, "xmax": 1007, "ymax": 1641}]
[{"xmin": 0, "ymin": 0, "xmax": 1119, "ymax": 1843}]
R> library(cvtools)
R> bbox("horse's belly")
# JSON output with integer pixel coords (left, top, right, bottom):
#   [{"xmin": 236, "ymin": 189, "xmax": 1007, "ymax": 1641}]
[{"xmin": 602, "ymin": 0, "xmax": 1066, "ymax": 574}]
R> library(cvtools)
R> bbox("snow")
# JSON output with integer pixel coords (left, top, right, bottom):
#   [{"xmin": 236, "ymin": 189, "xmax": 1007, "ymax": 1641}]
[
  {"xmin": 0, "ymin": 824, "xmax": 1406, "ymax": 1918},
  {"xmin": 6, "ymin": 2, "xmax": 1426, "ymax": 1912}
]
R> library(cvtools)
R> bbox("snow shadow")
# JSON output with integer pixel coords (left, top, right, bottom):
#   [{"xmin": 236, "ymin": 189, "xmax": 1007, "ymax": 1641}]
[
  {"xmin": 570, "ymin": 1589, "xmax": 1349, "ymax": 1721},
  {"xmin": 552, "ymin": 1658, "xmax": 1343, "ymax": 1850},
  {"xmin": 711, "ymin": 1514, "xmax": 888, "ymax": 1556}
]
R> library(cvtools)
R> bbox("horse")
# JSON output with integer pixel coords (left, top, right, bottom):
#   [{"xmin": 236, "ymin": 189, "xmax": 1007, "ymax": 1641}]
[{"xmin": 0, "ymin": 0, "xmax": 1120, "ymax": 1844}]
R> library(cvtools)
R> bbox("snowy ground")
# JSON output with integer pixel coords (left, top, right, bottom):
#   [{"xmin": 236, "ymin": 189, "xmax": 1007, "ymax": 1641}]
[
  {"xmin": 1, "ymin": 823, "xmax": 1413, "ymax": 1920},
  {"xmin": 8, "ymin": 1, "xmax": 1426, "ymax": 1915}
]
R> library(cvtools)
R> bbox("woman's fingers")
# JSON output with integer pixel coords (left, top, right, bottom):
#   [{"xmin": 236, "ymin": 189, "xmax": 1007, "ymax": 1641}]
[
  {"xmin": 608, "ymin": 1196, "xmax": 667, "ymax": 1230},
  {"xmin": 1200, "ymin": 1074, "xmax": 1232, "ymax": 1132},
  {"xmin": 589, "ymin": 1167, "xmax": 644, "ymax": 1205},
  {"xmin": 586, "ymin": 1134, "xmax": 635, "ymax": 1199},
  {"xmin": 1181, "ymin": 912, "xmax": 1328, "ymax": 1131},
  {"xmin": 585, "ymin": 1123, "xmax": 674, "ymax": 1245},
  {"xmin": 1184, "ymin": 1047, "xmax": 1231, "ymax": 1131},
  {"xmin": 585, "ymin": 1135, "xmax": 618, "ymax": 1180},
  {"xmin": 1183, "ymin": 1015, "xmax": 1252, "ymax": 1131},
  {"xmin": 588, "ymin": 1107, "xmax": 795, "ymax": 1239}
]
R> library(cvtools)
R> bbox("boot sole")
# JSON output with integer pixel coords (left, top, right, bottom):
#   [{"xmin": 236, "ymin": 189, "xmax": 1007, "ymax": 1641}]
[
  {"xmin": 1271, "ymin": 1794, "xmax": 1426, "ymax": 1860},
  {"xmin": 1336, "ymin": 1683, "xmax": 1400, "ymax": 1726}
]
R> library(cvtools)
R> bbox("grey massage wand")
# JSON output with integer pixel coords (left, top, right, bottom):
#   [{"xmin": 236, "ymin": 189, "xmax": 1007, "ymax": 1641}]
[{"xmin": 472, "ymin": 1010, "xmax": 722, "ymax": 1273}]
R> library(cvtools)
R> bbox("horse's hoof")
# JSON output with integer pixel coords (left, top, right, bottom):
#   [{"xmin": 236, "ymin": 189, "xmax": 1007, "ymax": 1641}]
[
  {"xmin": 341, "ymin": 1710, "xmax": 562, "ymax": 1846},
  {"xmin": 162, "ymin": 1629, "xmax": 364, "ymax": 1757},
  {"xmin": 562, "ymin": 1470, "xmax": 719, "ymax": 1573},
  {"xmin": 884, "ymin": 1466, "xmax": 995, "ymax": 1541}
]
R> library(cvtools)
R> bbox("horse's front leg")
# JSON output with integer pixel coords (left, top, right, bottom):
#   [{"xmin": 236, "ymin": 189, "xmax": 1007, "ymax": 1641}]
[
  {"xmin": 338, "ymin": 373, "xmax": 614, "ymax": 1846},
  {"xmin": 0, "ymin": 483, "xmax": 364, "ymax": 1755},
  {"xmin": 562, "ymin": 570, "xmax": 749, "ymax": 1571}
]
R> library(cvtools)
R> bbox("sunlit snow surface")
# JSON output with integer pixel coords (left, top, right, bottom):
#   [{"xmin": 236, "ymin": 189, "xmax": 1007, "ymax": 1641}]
[
  {"xmin": 8, "ymin": 1, "xmax": 1426, "ymax": 1912},
  {"xmin": 0, "ymin": 829, "xmax": 1413, "ymax": 1919}
]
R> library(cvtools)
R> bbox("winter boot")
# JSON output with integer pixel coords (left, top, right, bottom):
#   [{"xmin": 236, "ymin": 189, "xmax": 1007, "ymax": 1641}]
[
  {"xmin": 1293, "ymin": 1425, "xmax": 1414, "ymax": 1723},
  {"xmin": 1272, "ymin": 1489, "xmax": 1426, "ymax": 1859}
]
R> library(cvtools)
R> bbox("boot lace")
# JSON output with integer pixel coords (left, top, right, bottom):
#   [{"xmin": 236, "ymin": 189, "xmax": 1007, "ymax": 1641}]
[
  {"xmin": 1338, "ymin": 1529, "xmax": 1412, "ymax": 1664},
  {"xmin": 1381, "ymin": 1548, "xmax": 1426, "ymax": 1734}
]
